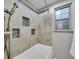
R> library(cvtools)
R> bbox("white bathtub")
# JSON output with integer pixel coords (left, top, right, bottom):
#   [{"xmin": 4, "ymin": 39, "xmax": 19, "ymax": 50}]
[{"xmin": 14, "ymin": 43, "xmax": 53, "ymax": 59}]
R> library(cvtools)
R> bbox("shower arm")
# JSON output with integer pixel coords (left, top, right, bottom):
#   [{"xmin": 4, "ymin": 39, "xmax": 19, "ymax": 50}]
[
  {"xmin": 4, "ymin": 2, "xmax": 18, "ymax": 59},
  {"xmin": 4, "ymin": 2, "xmax": 18, "ymax": 31}
]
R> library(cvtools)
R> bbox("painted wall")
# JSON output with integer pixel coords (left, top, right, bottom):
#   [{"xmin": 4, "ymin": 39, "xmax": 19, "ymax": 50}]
[{"xmin": 49, "ymin": 0, "xmax": 75, "ymax": 59}]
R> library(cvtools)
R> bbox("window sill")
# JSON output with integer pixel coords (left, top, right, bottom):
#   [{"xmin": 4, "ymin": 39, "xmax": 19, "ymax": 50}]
[{"xmin": 54, "ymin": 30, "xmax": 73, "ymax": 33}]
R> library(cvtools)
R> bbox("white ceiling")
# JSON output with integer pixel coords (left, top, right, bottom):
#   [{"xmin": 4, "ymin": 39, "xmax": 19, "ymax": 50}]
[
  {"xmin": 26, "ymin": 0, "xmax": 46, "ymax": 10},
  {"xmin": 17, "ymin": 0, "xmax": 63, "ymax": 14}
]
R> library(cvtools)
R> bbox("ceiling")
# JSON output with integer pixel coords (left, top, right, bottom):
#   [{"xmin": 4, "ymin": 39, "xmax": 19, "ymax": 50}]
[{"xmin": 17, "ymin": 0, "xmax": 63, "ymax": 14}]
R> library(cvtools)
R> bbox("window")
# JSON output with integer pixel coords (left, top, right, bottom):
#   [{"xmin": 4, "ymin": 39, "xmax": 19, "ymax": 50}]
[
  {"xmin": 12, "ymin": 29, "xmax": 20, "ymax": 38},
  {"xmin": 31, "ymin": 29, "xmax": 35, "ymax": 35},
  {"xmin": 22, "ymin": 16, "xmax": 30, "ymax": 26},
  {"xmin": 55, "ymin": 3, "xmax": 71, "ymax": 30}
]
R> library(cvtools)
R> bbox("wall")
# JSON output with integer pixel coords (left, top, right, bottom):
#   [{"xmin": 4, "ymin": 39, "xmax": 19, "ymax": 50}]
[
  {"xmin": 4, "ymin": 0, "xmax": 43, "ymax": 57},
  {"xmin": 49, "ymin": 0, "xmax": 75, "ymax": 59},
  {"xmin": 38, "ymin": 12, "xmax": 53, "ymax": 46},
  {"xmin": 11, "ymin": 3, "xmax": 43, "ymax": 57},
  {"xmin": 38, "ymin": 0, "xmax": 75, "ymax": 59},
  {"xmin": 4, "ymin": 0, "xmax": 53, "ymax": 57},
  {"xmin": 70, "ymin": 0, "xmax": 75, "ymax": 57}
]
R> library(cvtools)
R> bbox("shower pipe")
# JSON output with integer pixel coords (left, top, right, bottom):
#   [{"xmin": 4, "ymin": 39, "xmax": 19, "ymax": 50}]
[{"xmin": 4, "ymin": 2, "xmax": 18, "ymax": 59}]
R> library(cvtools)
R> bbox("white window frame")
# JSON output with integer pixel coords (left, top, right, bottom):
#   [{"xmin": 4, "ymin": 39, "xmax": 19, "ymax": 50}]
[{"xmin": 54, "ymin": 3, "xmax": 72, "ymax": 32}]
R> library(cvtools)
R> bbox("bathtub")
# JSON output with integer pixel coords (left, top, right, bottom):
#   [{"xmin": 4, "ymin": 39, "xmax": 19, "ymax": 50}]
[{"xmin": 13, "ymin": 43, "xmax": 53, "ymax": 59}]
